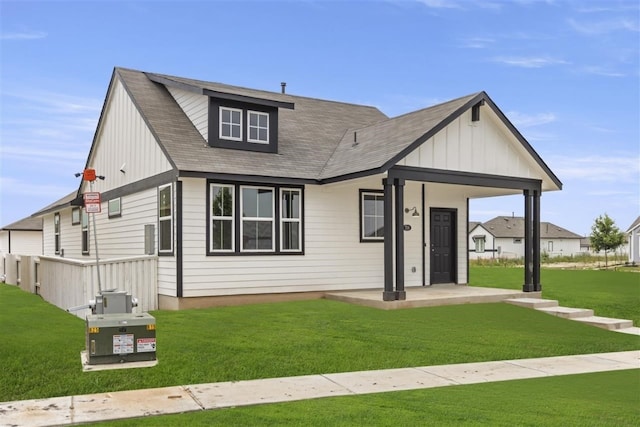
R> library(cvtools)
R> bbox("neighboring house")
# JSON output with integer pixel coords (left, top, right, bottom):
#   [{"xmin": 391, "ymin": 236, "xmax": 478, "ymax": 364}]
[
  {"xmin": 469, "ymin": 216, "xmax": 581, "ymax": 259},
  {"xmin": 627, "ymin": 216, "xmax": 640, "ymax": 264},
  {"xmin": 0, "ymin": 216, "xmax": 43, "ymax": 256},
  {"xmin": 33, "ymin": 67, "xmax": 562, "ymax": 308}
]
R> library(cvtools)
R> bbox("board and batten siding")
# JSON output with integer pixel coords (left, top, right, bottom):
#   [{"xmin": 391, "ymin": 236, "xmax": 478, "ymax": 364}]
[
  {"xmin": 84, "ymin": 77, "xmax": 173, "ymax": 195},
  {"xmin": 397, "ymin": 107, "xmax": 552, "ymax": 190},
  {"xmin": 42, "ymin": 210, "xmax": 82, "ymax": 257},
  {"xmin": 167, "ymin": 86, "xmax": 209, "ymax": 142},
  {"xmin": 176, "ymin": 176, "xmax": 429, "ymax": 297},
  {"xmin": 0, "ymin": 230, "xmax": 42, "ymax": 255}
]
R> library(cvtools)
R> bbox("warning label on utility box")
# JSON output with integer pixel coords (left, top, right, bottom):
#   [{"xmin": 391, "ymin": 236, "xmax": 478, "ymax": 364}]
[
  {"xmin": 113, "ymin": 334, "xmax": 134, "ymax": 354},
  {"xmin": 137, "ymin": 337, "xmax": 156, "ymax": 353}
]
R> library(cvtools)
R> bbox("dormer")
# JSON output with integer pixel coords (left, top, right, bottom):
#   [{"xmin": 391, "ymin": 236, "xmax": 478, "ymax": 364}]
[
  {"xmin": 146, "ymin": 73, "xmax": 294, "ymax": 154},
  {"xmin": 207, "ymin": 92, "xmax": 293, "ymax": 153}
]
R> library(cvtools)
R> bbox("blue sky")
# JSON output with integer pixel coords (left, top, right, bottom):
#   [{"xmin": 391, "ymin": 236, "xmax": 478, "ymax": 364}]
[{"xmin": 1, "ymin": 0, "xmax": 638, "ymax": 236}]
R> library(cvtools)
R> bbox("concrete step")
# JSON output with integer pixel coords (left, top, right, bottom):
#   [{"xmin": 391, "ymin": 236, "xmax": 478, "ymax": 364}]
[
  {"xmin": 536, "ymin": 306, "xmax": 594, "ymax": 319},
  {"xmin": 504, "ymin": 298, "xmax": 559, "ymax": 309},
  {"xmin": 572, "ymin": 316, "xmax": 634, "ymax": 331},
  {"xmin": 615, "ymin": 327, "xmax": 640, "ymax": 336}
]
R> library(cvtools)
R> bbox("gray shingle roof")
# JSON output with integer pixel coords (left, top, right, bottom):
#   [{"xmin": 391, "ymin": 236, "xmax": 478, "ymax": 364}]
[
  {"xmin": 481, "ymin": 216, "xmax": 581, "ymax": 239},
  {"xmin": 626, "ymin": 216, "xmax": 640, "ymax": 233},
  {"xmin": 1, "ymin": 216, "xmax": 43, "ymax": 231}
]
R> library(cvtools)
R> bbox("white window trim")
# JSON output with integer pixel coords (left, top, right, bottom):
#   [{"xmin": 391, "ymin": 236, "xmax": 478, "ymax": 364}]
[
  {"xmin": 361, "ymin": 191, "xmax": 384, "ymax": 241},
  {"xmin": 247, "ymin": 110, "xmax": 269, "ymax": 144},
  {"xmin": 81, "ymin": 209, "xmax": 90, "ymax": 255},
  {"xmin": 474, "ymin": 236, "xmax": 485, "ymax": 253},
  {"xmin": 159, "ymin": 184, "xmax": 173, "ymax": 253},
  {"xmin": 108, "ymin": 197, "xmax": 121, "ymax": 218},
  {"xmin": 219, "ymin": 106, "xmax": 243, "ymax": 141},
  {"xmin": 240, "ymin": 185, "xmax": 275, "ymax": 252},
  {"xmin": 280, "ymin": 188, "xmax": 302, "ymax": 252},
  {"xmin": 210, "ymin": 184, "xmax": 235, "ymax": 252}
]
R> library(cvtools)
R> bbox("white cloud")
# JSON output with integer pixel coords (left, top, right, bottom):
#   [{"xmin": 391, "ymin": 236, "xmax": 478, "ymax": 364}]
[
  {"xmin": 491, "ymin": 56, "xmax": 568, "ymax": 68},
  {"xmin": 460, "ymin": 37, "xmax": 496, "ymax": 49},
  {"xmin": 586, "ymin": 189, "xmax": 636, "ymax": 197},
  {"xmin": 506, "ymin": 111, "xmax": 557, "ymax": 128},
  {"xmin": 416, "ymin": 0, "xmax": 464, "ymax": 9},
  {"xmin": 580, "ymin": 65, "xmax": 626, "ymax": 78},
  {"xmin": 568, "ymin": 18, "xmax": 639, "ymax": 35},
  {"xmin": 0, "ymin": 31, "xmax": 47, "ymax": 40},
  {"xmin": 549, "ymin": 155, "xmax": 640, "ymax": 183}
]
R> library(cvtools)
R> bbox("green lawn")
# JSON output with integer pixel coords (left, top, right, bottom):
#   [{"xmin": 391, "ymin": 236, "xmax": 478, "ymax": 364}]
[
  {"xmin": 96, "ymin": 369, "xmax": 640, "ymax": 426},
  {"xmin": 469, "ymin": 267, "xmax": 640, "ymax": 325},
  {"xmin": 1, "ymin": 278, "xmax": 638, "ymax": 402}
]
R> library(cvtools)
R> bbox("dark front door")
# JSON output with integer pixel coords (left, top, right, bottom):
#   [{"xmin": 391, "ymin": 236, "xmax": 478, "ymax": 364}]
[{"xmin": 430, "ymin": 208, "xmax": 456, "ymax": 284}]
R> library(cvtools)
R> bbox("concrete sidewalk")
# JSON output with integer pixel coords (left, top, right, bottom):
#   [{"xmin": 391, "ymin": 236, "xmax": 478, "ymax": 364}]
[{"xmin": 1, "ymin": 350, "xmax": 638, "ymax": 426}]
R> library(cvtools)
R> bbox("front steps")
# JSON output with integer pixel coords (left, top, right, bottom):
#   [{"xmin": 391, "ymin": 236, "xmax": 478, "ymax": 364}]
[{"xmin": 504, "ymin": 298, "xmax": 638, "ymax": 334}]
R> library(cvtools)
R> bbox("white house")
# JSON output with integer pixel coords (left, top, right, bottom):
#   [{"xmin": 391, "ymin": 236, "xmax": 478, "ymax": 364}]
[
  {"xmin": 627, "ymin": 216, "xmax": 640, "ymax": 264},
  {"xmin": 34, "ymin": 67, "xmax": 562, "ymax": 309},
  {"xmin": 0, "ymin": 216, "xmax": 43, "ymax": 256},
  {"xmin": 469, "ymin": 216, "xmax": 581, "ymax": 259}
]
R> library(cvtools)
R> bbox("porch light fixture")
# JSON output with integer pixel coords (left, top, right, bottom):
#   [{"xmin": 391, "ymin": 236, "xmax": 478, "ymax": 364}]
[{"xmin": 405, "ymin": 207, "xmax": 420, "ymax": 217}]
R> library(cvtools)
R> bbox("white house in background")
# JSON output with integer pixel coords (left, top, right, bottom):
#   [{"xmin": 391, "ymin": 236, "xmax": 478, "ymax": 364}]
[
  {"xmin": 469, "ymin": 216, "xmax": 581, "ymax": 259},
  {"xmin": 627, "ymin": 216, "xmax": 640, "ymax": 264},
  {"xmin": 0, "ymin": 216, "xmax": 43, "ymax": 256},
  {"xmin": 33, "ymin": 67, "xmax": 562, "ymax": 309}
]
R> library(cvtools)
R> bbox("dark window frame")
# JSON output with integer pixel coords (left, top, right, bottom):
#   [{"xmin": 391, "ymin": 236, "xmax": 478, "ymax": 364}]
[
  {"xmin": 359, "ymin": 189, "xmax": 385, "ymax": 243},
  {"xmin": 54, "ymin": 212, "xmax": 61, "ymax": 254},
  {"xmin": 81, "ymin": 208, "xmax": 90, "ymax": 255},
  {"xmin": 158, "ymin": 184, "xmax": 174, "ymax": 256},
  {"xmin": 206, "ymin": 180, "xmax": 304, "ymax": 256},
  {"xmin": 208, "ymin": 98, "xmax": 278, "ymax": 153}
]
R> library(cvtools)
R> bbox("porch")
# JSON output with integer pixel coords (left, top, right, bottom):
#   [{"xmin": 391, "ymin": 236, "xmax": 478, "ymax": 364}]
[{"xmin": 325, "ymin": 284, "xmax": 541, "ymax": 310}]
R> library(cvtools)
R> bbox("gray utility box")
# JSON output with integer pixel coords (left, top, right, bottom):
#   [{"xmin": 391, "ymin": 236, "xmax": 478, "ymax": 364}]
[
  {"xmin": 93, "ymin": 290, "xmax": 135, "ymax": 315},
  {"xmin": 86, "ymin": 312, "xmax": 156, "ymax": 365}
]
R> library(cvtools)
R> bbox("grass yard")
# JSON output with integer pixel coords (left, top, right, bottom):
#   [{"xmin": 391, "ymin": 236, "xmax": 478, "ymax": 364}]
[
  {"xmin": 1, "ymin": 278, "xmax": 638, "ymax": 402},
  {"xmin": 95, "ymin": 369, "xmax": 640, "ymax": 426},
  {"xmin": 469, "ymin": 267, "xmax": 640, "ymax": 325}
]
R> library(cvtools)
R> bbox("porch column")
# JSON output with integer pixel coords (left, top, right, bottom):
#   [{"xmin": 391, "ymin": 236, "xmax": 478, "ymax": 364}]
[
  {"xmin": 533, "ymin": 190, "xmax": 541, "ymax": 291},
  {"xmin": 395, "ymin": 178, "xmax": 406, "ymax": 300},
  {"xmin": 523, "ymin": 189, "xmax": 534, "ymax": 292},
  {"xmin": 382, "ymin": 178, "xmax": 395, "ymax": 301}
]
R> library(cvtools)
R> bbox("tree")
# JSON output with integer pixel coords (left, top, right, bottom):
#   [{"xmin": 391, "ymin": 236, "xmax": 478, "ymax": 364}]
[{"xmin": 590, "ymin": 214, "xmax": 625, "ymax": 268}]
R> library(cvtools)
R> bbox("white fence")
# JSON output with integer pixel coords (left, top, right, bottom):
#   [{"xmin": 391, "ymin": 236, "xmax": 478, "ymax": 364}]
[{"xmin": 1, "ymin": 253, "xmax": 158, "ymax": 318}]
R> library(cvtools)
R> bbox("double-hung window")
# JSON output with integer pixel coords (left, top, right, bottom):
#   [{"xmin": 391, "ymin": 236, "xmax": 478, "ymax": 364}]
[
  {"xmin": 473, "ymin": 235, "xmax": 485, "ymax": 253},
  {"xmin": 54, "ymin": 213, "xmax": 61, "ymax": 254},
  {"xmin": 210, "ymin": 184, "xmax": 234, "ymax": 252},
  {"xmin": 158, "ymin": 184, "xmax": 173, "ymax": 253},
  {"xmin": 219, "ymin": 107, "xmax": 242, "ymax": 141},
  {"xmin": 360, "ymin": 191, "xmax": 384, "ymax": 241},
  {"xmin": 81, "ymin": 209, "xmax": 90, "ymax": 255},
  {"xmin": 241, "ymin": 186, "xmax": 274, "ymax": 251},
  {"xmin": 281, "ymin": 188, "xmax": 301, "ymax": 251}
]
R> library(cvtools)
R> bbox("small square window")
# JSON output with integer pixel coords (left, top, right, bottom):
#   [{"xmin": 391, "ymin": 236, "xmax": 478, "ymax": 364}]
[
  {"xmin": 108, "ymin": 198, "xmax": 121, "ymax": 218},
  {"xmin": 71, "ymin": 207, "xmax": 80, "ymax": 225},
  {"xmin": 220, "ymin": 107, "xmax": 242, "ymax": 141},
  {"xmin": 248, "ymin": 111, "xmax": 269, "ymax": 144}
]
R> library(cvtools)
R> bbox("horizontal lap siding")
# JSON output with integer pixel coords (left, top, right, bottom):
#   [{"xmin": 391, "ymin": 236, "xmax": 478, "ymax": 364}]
[
  {"xmin": 179, "ymin": 177, "xmax": 410, "ymax": 297},
  {"xmin": 167, "ymin": 87, "xmax": 209, "ymax": 141}
]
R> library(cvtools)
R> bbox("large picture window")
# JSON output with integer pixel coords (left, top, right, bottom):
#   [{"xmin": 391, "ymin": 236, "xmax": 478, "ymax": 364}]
[
  {"xmin": 281, "ymin": 188, "xmax": 301, "ymax": 251},
  {"xmin": 211, "ymin": 184, "xmax": 234, "ymax": 252},
  {"xmin": 241, "ymin": 186, "xmax": 274, "ymax": 251},
  {"xmin": 360, "ymin": 191, "xmax": 384, "ymax": 241},
  {"xmin": 158, "ymin": 184, "xmax": 173, "ymax": 253},
  {"xmin": 207, "ymin": 181, "xmax": 303, "ymax": 255}
]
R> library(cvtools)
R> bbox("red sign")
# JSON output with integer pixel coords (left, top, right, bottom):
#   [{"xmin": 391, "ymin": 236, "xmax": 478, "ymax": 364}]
[{"xmin": 84, "ymin": 192, "xmax": 101, "ymax": 213}]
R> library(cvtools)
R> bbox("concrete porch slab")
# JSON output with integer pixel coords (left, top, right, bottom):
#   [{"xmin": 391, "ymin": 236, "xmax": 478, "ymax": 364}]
[
  {"xmin": 615, "ymin": 326, "xmax": 640, "ymax": 335},
  {"xmin": 325, "ymin": 285, "xmax": 542, "ymax": 310},
  {"xmin": 535, "ymin": 306, "xmax": 594, "ymax": 319}
]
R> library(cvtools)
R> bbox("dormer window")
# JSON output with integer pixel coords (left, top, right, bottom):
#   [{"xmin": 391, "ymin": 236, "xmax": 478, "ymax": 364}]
[
  {"xmin": 248, "ymin": 111, "xmax": 269, "ymax": 144},
  {"xmin": 220, "ymin": 107, "xmax": 242, "ymax": 141},
  {"xmin": 208, "ymin": 95, "xmax": 293, "ymax": 154}
]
